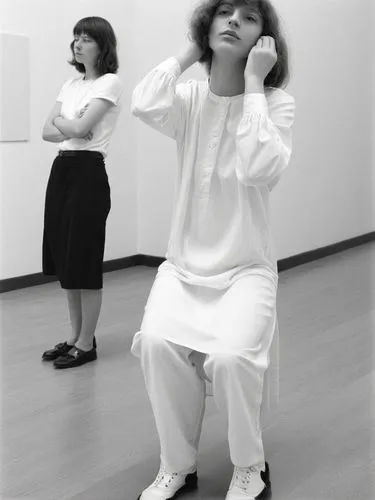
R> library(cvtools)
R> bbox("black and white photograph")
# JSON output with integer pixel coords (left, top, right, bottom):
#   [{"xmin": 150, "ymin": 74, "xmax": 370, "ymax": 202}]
[{"xmin": 1, "ymin": 0, "xmax": 374, "ymax": 499}]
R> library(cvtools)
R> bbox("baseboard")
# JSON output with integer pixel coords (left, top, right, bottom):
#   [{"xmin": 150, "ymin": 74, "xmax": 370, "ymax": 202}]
[
  {"xmin": 277, "ymin": 231, "xmax": 375, "ymax": 272},
  {"xmin": 1, "ymin": 231, "xmax": 374, "ymax": 293}
]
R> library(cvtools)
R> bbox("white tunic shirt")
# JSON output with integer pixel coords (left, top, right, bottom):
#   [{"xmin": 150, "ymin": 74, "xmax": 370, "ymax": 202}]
[
  {"xmin": 57, "ymin": 73, "xmax": 123, "ymax": 158},
  {"xmin": 132, "ymin": 57, "xmax": 296, "ymax": 289}
]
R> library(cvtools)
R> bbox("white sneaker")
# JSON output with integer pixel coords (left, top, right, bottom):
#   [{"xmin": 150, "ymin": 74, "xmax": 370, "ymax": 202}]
[
  {"xmin": 138, "ymin": 463, "xmax": 198, "ymax": 500},
  {"xmin": 225, "ymin": 463, "xmax": 271, "ymax": 500}
]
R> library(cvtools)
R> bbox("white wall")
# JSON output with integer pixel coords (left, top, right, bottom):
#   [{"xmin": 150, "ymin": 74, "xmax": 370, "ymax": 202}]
[
  {"xmin": 370, "ymin": 2, "xmax": 375, "ymax": 224},
  {"xmin": 0, "ymin": 0, "xmax": 138, "ymax": 280},
  {"xmin": 1, "ymin": 0, "xmax": 374, "ymax": 281},
  {"xmin": 270, "ymin": 0, "xmax": 375, "ymax": 257},
  {"xmin": 134, "ymin": 0, "xmax": 199, "ymax": 254}
]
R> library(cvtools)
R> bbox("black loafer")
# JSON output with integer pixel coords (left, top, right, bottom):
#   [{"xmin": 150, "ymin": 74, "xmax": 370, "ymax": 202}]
[
  {"xmin": 42, "ymin": 341, "xmax": 74, "ymax": 361},
  {"xmin": 53, "ymin": 347, "xmax": 97, "ymax": 369},
  {"xmin": 42, "ymin": 337, "xmax": 97, "ymax": 361}
]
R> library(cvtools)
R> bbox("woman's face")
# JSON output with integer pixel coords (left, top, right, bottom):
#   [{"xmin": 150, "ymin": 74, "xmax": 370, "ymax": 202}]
[
  {"xmin": 73, "ymin": 32, "xmax": 100, "ymax": 68},
  {"xmin": 209, "ymin": 1, "xmax": 263, "ymax": 60}
]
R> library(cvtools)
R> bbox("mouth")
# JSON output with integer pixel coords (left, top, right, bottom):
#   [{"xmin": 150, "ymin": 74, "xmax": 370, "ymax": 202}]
[{"xmin": 221, "ymin": 30, "xmax": 240, "ymax": 40}]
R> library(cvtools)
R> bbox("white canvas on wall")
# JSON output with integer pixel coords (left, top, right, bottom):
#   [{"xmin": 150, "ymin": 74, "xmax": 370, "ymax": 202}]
[{"xmin": 0, "ymin": 32, "xmax": 29, "ymax": 142}]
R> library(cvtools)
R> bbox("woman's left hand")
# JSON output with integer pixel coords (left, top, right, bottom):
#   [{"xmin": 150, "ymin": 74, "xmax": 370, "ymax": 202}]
[
  {"xmin": 83, "ymin": 131, "xmax": 93, "ymax": 141},
  {"xmin": 245, "ymin": 36, "xmax": 277, "ymax": 83}
]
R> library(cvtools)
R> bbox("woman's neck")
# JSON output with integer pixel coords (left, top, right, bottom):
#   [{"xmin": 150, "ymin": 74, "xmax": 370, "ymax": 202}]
[
  {"xmin": 83, "ymin": 65, "xmax": 99, "ymax": 81},
  {"xmin": 209, "ymin": 55, "xmax": 246, "ymax": 97}
]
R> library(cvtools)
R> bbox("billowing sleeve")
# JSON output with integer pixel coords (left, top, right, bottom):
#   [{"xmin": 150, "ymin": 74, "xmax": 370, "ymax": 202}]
[
  {"xmin": 91, "ymin": 74, "xmax": 123, "ymax": 105},
  {"xmin": 131, "ymin": 57, "xmax": 189, "ymax": 140},
  {"xmin": 235, "ymin": 90, "xmax": 296, "ymax": 188}
]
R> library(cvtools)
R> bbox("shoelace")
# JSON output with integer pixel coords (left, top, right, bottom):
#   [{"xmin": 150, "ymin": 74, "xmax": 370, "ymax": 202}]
[
  {"xmin": 232, "ymin": 466, "xmax": 259, "ymax": 491},
  {"xmin": 153, "ymin": 466, "xmax": 180, "ymax": 489}
]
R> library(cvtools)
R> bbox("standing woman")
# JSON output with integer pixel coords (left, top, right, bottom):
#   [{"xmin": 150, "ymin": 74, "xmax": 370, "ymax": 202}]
[
  {"xmin": 131, "ymin": 0, "xmax": 295, "ymax": 499},
  {"xmin": 41, "ymin": 17, "xmax": 123, "ymax": 369}
]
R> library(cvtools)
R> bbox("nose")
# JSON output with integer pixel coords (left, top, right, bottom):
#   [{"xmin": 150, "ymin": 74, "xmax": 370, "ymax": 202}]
[
  {"xmin": 228, "ymin": 11, "xmax": 241, "ymax": 28},
  {"xmin": 75, "ymin": 37, "xmax": 82, "ymax": 49}
]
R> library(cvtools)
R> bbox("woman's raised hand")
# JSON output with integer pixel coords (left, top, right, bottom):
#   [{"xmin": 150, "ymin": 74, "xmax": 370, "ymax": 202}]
[
  {"xmin": 176, "ymin": 36, "xmax": 203, "ymax": 73},
  {"xmin": 245, "ymin": 36, "xmax": 277, "ymax": 84}
]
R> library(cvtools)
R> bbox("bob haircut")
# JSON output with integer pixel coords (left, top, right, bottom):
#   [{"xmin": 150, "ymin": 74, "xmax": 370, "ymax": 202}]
[
  {"xmin": 69, "ymin": 17, "xmax": 119, "ymax": 75},
  {"xmin": 190, "ymin": 0, "xmax": 289, "ymax": 88}
]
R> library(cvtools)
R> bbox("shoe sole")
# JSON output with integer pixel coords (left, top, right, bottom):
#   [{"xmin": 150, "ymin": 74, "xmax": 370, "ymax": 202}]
[
  {"xmin": 42, "ymin": 350, "xmax": 73, "ymax": 361},
  {"xmin": 42, "ymin": 353, "xmax": 71, "ymax": 362},
  {"xmin": 53, "ymin": 354, "xmax": 97, "ymax": 369},
  {"xmin": 42, "ymin": 338, "xmax": 97, "ymax": 362},
  {"xmin": 256, "ymin": 483, "xmax": 272, "ymax": 499},
  {"xmin": 137, "ymin": 471, "xmax": 198, "ymax": 500}
]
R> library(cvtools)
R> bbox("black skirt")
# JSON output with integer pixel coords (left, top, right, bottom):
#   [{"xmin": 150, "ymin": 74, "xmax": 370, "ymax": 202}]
[{"xmin": 42, "ymin": 151, "xmax": 111, "ymax": 289}]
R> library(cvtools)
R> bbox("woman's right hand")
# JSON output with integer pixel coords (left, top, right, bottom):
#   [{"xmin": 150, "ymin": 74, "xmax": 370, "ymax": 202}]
[
  {"xmin": 78, "ymin": 104, "xmax": 89, "ymax": 119},
  {"xmin": 185, "ymin": 34, "xmax": 203, "ymax": 63},
  {"xmin": 83, "ymin": 131, "xmax": 93, "ymax": 141},
  {"xmin": 77, "ymin": 104, "xmax": 93, "ymax": 141}
]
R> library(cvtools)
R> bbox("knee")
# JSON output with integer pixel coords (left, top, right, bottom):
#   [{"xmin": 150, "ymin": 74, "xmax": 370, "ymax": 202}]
[
  {"xmin": 204, "ymin": 351, "xmax": 241, "ymax": 380},
  {"xmin": 131, "ymin": 331, "xmax": 170, "ymax": 359}
]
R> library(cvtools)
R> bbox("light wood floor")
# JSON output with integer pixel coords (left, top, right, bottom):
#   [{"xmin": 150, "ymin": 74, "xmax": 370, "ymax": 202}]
[{"xmin": 1, "ymin": 243, "xmax": 374, "ymax": 500}]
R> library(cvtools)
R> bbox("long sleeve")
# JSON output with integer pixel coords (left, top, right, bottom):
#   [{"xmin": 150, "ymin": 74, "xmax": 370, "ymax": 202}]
[
  {"xmin": 131, "ymin": 57, "xmax": 190, "ymax": 140},
  {"xmin": 235, "ymin": 90, "xmax": 296, "ymax": 188}
]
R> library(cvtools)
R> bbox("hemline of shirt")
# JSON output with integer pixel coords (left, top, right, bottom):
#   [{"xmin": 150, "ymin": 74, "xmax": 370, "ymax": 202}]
[
  {"xmin": 158, "ymin": 259, "xmax": 279, "ymax": 290},
  {"xmin": 57, "ymin": 145, "xmax": 109, "ymax": 159}
]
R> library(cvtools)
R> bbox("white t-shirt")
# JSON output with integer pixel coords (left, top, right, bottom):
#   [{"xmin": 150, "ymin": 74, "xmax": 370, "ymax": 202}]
[{"xmin": 56, "ymin": 73, "xmax": 123, "ymax": 157}]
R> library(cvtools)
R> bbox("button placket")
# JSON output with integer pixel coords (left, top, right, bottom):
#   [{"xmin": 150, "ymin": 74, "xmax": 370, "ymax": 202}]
[{"xmin": 199, "ymin": 102, "xmax": 228, "ymax": 202}]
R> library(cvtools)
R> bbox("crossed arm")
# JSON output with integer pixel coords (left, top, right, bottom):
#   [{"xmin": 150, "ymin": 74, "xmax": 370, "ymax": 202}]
[
  {"xmin": 42, "ymin": 102, "xmax": 68, "ymax": 142},
  {"xmin": 42, "ymin": 99, "xmax": 113, "ymax": 143}
]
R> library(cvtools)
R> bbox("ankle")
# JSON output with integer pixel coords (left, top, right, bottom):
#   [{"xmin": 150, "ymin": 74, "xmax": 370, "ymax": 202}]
[{"xmin": 75, "ymin": 342, "xmax": 93, "ymax": 352}]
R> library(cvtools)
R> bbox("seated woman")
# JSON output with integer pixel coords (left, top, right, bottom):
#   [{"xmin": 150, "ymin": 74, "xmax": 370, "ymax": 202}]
[{"xmin": 131, "ymin": 0, "xmax": 295, "ymax": 498}]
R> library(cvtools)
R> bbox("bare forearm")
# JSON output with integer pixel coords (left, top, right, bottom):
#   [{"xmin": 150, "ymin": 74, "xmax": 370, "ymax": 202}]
[
  {"xmin": 54, "ymin": 117, "xmax": 84, "ymax": 138},
  {"xmin": 44, "ymin": 134, "xmax": 68, "ymax": 143},
  {"xmin": 43, "ymin": 122, "xmax": 69, "ymax": 142}
]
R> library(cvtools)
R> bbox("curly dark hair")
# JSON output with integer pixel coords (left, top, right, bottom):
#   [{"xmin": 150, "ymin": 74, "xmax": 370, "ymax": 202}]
[
  {"xmin": 69, "ymin": 17, "xmax": 119, "ymax": 75},
  {"xmin": 190, "ymin": 0, "xmax": 289, "ymax": 88}
]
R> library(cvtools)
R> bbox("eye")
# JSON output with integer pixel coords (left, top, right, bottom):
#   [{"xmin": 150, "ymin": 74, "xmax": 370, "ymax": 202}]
[
  {"xmin": 217, "ymin": 8, "xmax": 230, "ymax": 15},
  {"xmin": 246, "ymin": 16, "xmax": 257, "ymax": 22}
]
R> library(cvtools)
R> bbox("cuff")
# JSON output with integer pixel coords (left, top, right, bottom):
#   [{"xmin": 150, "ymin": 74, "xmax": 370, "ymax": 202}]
[{"xmin": 243, "ymin": 93, "xmax": 269, "ymax": 117}]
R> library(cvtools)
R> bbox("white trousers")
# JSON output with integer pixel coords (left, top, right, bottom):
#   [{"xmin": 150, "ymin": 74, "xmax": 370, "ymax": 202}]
[
  {"xmin": 131, "ymin": 272, "xmax": 278, "ymax": 473},
  {"xmin": 132, "ymin": 334, "xmax": 273, "ymax": 473}
]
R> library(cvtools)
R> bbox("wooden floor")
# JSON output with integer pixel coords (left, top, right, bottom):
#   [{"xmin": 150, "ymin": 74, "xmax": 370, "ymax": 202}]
[{"xmin": 1, "ymin": 243, "xmax": 374, "ymax": 500}]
